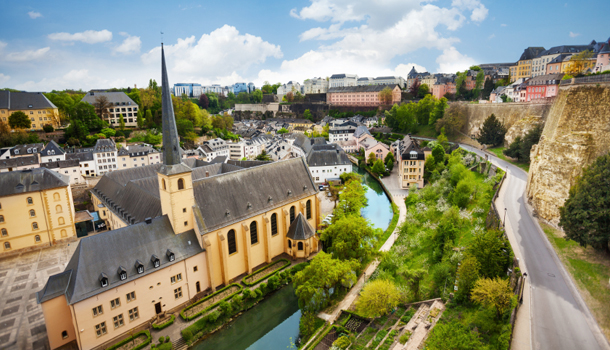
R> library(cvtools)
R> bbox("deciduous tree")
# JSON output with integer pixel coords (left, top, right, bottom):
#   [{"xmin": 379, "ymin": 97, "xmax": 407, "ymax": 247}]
[
  {"xmin": 356, "ymin": 279, "xmax": 402, "ymax": 318},
  {"xmin": 93, "ymin": 95, "xmax": 112, "ymax": 118},
  {"xmin": 435, "ymin": 104, "xmax": 465, "ymax": 136},
  {"xmin": 455, "ymin": 256, "xmax": 480, "ymax": 303},
  {"xmin": 378, "ymin": 87, "xmax": 393, "ymax": 104},
  {"xmin": 467, "ymin": 231, "xmax": 512, "ymax": 279},
  {"xmin": 372, "ymin": 158, "xmax": 385, "ymax": 175},
  {"xmin": 425, "ymin": 321, "xmax": 487, "ymax": 350},
  {"xmin": 399, "ymin": 268, "xmax": 427, "ymax": 301},
  {"xmin": 471, "ymin": 277, "xmax": 514, "ymax": 319},
  {"xmin": 8, "ymin": 111, "xmax": 31, "ymax": 129},
  {"xmin": 321, "ymin": 215, "xmax": 377, "ymax": 262},
  {"xmin": 198, "ymin": 93, "xmax": 209, "ymax": 109}
]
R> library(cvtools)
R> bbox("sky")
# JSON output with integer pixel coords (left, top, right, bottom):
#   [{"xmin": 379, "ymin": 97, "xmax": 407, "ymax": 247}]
[{"xmin": 0, "ymin": 0, "xmax": 608, "ymax": 92}]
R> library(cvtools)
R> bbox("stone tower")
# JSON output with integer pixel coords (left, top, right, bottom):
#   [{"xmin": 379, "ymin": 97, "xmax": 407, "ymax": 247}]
[{"xmin": 157, "ymin": 43, "xmax": 195, "ymax": 234}]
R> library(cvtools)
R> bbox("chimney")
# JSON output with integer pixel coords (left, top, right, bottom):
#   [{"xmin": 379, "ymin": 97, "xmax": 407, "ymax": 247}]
[
  {"xmin": 145, "ymin": 217, "xmax": 152, "ymax": 224},
  {"xmin": 205, "ymin": 171, "xmax": 209, "ymax": 177}
]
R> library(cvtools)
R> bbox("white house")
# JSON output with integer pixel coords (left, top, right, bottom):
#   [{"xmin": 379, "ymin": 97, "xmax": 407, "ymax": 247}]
[
  {"xmin": 92, "ymin": 139, "xmax": 118, "ymax": 176},
  {"xmin": 40, "ymin": 140, "xmax": 66, "ymax": 163},
  {"xmin": 329, "ymin": 74, "xmax": 358, "ymax": 88},
  {"xmin": 66, "ymin": 152, "xmax": 96, "ymax": 177},
  {"xmin": 304, "ymin": 78, "xmax": 329, "ymax": 94},
  {"xmin": 40, "ymin": 159, "xmax": 82, "ymax": 185},
  {"xmin": 305, "ymin": 143, "xmax": 352, "ymax": 183},
  {"xmin": 197, "ymin": 138, "xmax": 230, "ymax": 162}
]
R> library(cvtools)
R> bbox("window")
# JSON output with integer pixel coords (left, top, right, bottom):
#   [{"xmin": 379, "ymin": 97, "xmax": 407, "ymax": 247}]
[
  {"xmin": 170, "ymin": 273, "xmax": 182, "ymax": 284},
  {"xmin": 306, "ymin": 200, "xmax": 312, "ymax": 220},
  {"xmin": 162, "ymin": 179, "xmax": 166, "ymax": 190},
  {"xmin": 30, "ymin": 209, "xmax": 36, "ymax": 217},
  {"xmin": 27, "ymin": 197, "xmax": 33, "ymax": 204},
  {"xmin": 58, "ymin": 217, "xmax": 65, "ymax": 225},
  {"xmin": 113, "ymin": 314, "xmax": 124, "ymax": 328},
  {"xmin": 56, "ymin": 205, "xmax": 62, "ymax": 213},
  {"xmin": 95, "ymin": 322, "xmax": 107, "ymax": 337},
  {"xmin": 128, "ymin": 307, "xmax": 139, "ymax": 321},
  {"xmin": 61, "ymin": 229, "xmax": 67, "ymax": 238},
  {"xmin": 298, "ymin": 242, "xmax": 304, "ymax": 251},
  {"xmin": 250, "ymin": 221, "xmax": 258, "ymax": 244},
  {"xmin": 1, "ymin": 228, "xmax": 7, "ymax": 237},
  {"xmin": 227, "ymin": 229, "xmax": 237, "ymax": 254},
  {"xmin": 290, "ymin": 206, "xmax": 295, "ymax": 223},
  {"xmin": 62, "ymin": 330, "xmax": 68, "ymax": 339},
  {"xmin": 126, "ymin": 291, "xmax": 136, "ymax": 302},
  {"xmin": 174, "ymin": 287, "xmax": 183, "ymax": 299},
  {"xmin": 271, "ymin": 213, "xmax": 278, "ymax": 236},
  {"xmin": 110, "ymin": 297, "xmax": 120, "ymax": 309},
  {"xmin": 0, "ymin": 215, "xmax": 3, "ymax": 223},
  {"xmin": 178, "ymin": 178, "xmax": 184, "ymax": 190},
  {"xmin": 288, "ymin": 240, "xmax": 292, "ymax": 249},
  {"xmin": 53, "ymin": 193, "xmax": 60, "ymax": 201},
  {"xmin": 35, "ymin": 235, "xmax": 41, "ymax": 243}
]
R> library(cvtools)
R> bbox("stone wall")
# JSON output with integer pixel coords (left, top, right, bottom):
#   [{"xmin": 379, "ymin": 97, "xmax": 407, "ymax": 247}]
[
  {"xmin": 526, "ymin": 85, "xmax": 610, "ymax": 225},
  {"xmin": 503, "ymin": 115, "xmax": 544, "ymax": 147}
]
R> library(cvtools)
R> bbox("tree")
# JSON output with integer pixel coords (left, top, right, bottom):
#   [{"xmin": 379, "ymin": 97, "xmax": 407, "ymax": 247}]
[
  {"xmin": 431, "ymin": 144, "xmax": 445, "ymax": 165},
  {"xmin": 255, "ymin": 150, "xmax": 271, "ymax": 161},
  {"xmin": 467, "ymin": 230, "xmax": 512, "ymax": 279},
  {"xmin": 386, "ymin": 157, "xmax": 394, "ymax": 172},
  {"xmin": 378, "ymin": 87, "xmax": 393, "ymax": 104},
  {"xmin": 367, "ymin": 151, "xmax": 377, "ymax": 166},
  {"xmin": 303, "ymin": 109, "xmax": 313, "ymax": 121},
  {"xmin": 176, "ymin": 118, "xmax": 194, "ymax": 137},
  {"xmin": 334, "ymin": 178, "xmax": 368, "ymax": 218},
  {"xmin": 418, "ymin": 84, "xmax": 430, "ymax": 98},
  {"xmin": 384, "ymin": 151, "xmax": 394, "ymax": 165},
  {"xmin": 429, "ymin": 97, "xmax": 448, "ymax": 125},
  {"xmin": 198, "ymin": 93, "xmax": 209, "ymax": 109},
  {"xmin": 299, "ymin": 312, "xmax": 319, "ymax": 341},
  {"xmin": 340, "ymin": 172, "xmax": 361, "ymax": 184},
  {"xmin": 559, "ymin": 153, "xmax": 610, "ymax": 251},
  {"xmin": 519, "ymin": 124, "xmax": 542, "ymax": 163},
  {"xmin": 9, "ymin": 111, "xmax": 31, "ymax": 129},
  {"xmin": 476, "ymin": 114, "xmax": 507, "ymax": 147},
  {"xmin": 482, "ymin": 78, "xmax": 495, "ymax": 100},
  {"xmin": 293, "ymin": 251, "xmax": 359, "ymax": 311},
  {"xmin": 409, "ymin": 78, "xmax": 421, "ymax": 96},
  {"xmin": 136, "ymin": 110, "xmax": 145, "ymax": 129},
  {"xmin": 320, "ymin": 215, "xmax": 377, "ymax": 262},
  {"xmin": 356, "ymin": 279, "xmax": 402, "ymax": 318},
  {"xmin": 503, "ymin": 136, "xmax": 522, "ymax": 160},
  {"xmin": 100, "ymin": 128, "xmax": 116, "ymax": 138},
  {"xmin": 252, "ymin": 89, "xmax": 263, "ymax": 103},
  {"xmin": 567, "ymin": 50, "xmax": 595, "ymax": 76},
  {"xmin": 435, "ymin": 104, "xmax": 465, "ymax": 136},
  {"xmin": 119, "ymin": 114, "xmax": 125, "ymax": 131},
  {"xmin": 425, "ymin": 321, "xmax": 487, "ymax": 350},
  {"xmin": 285, "ymin": 91, "xmax": 294, "ymax": 102},
  {"xmin": 93, "ymin": 95, "xmax": 112, "ymax": 119},
  {"xmin": 399, "ymin": 268, "xmax": 427, "ymax": 301},
  {"xmin": 471, "ymin": 277, "xmax": 514, "ymax": 319},
  {"xmin": 277, "ymin": 128, "xmax": 289, "ymax": 134},
  {"xmin": 450, "ymin": 178, "xmax": 475, "ymax": 208},
  {"xmin": 371, "ymin": 159, "xmax": 385, "ymax": 175},
  {"xmin": 455, "ymin": 256, "xmax": 480, "ymax": 303}
]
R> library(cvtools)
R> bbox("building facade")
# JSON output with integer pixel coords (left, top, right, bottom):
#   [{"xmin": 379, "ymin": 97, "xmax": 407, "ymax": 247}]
[
  {"xmin": 329, "ymin": 74, "xmax": 358, "ymax": 88},
  {"xmin": 395, "ymin": 135, "xmax": 430, "ymax": 189},
  {"xmin": 327, "ymin": 85, "xmax": 401, "ymax": 107},
  {"xmin": 304, "ymin": 78, "xmax": 329, "ymax": 94},
  {"xmin": 81, "ymin": 92, "xmax": 139, "ymax": 127},
  {"xmin": 117, "ymin": 144, "xmax": 162, "ymax": 170},
  {"xmin": 40, "ymin": 159, "xmax": 83, "ymax": 185},
  {"xmin": 93, "ymin": 139, "xmax": 118, "ymax": 176},
  {"xmin": 173, "ymin": 83, "xmax": 203, "ymax": 98},
  {"xmin": 525, "ymin": 74, "xmax": 563, "ymax": 101},
  {"xmin": 0, "ymin": 91, "xmax": 59, "ymax": 131}
]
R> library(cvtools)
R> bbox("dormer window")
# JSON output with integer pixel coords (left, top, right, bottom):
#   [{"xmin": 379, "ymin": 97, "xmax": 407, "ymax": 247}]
[
  {"xmin": 117, "ymin": 266, "xmax": 127, "ymax": 281},
  {"xmin": 151, "ymin": 255, "xmax": 160, "ymax": 268},
  {"xmin": 135, "ymin": 260, "xmax": 144, "ymax": 274},
  {"xmin": 166, "ymin": 249, "xmax": 175, "ymax": 262},
  {"xmin": 99, "ymin": 273, "xmax": 109, "ymax": 288}
]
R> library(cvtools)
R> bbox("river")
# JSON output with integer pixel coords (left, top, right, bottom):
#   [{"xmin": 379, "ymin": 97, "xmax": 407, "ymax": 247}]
[{"xmin": 354, "ymin": 166, "xmax": 393, "ymax": 231}]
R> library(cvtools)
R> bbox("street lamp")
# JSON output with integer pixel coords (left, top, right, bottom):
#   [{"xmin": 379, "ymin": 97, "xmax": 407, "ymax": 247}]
[{"xmin": 503, "ymin": 208, "xmax": 507, "ymax": 227}]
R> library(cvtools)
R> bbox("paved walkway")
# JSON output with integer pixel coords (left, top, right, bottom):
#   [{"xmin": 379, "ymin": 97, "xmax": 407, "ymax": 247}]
[{"xmin": 318, "ymin": 194, "xmax": 407, "ymax": 323}]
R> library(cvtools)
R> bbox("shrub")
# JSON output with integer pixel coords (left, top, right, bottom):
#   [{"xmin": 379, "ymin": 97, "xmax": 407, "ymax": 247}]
[
  {"xmin": 399, "ymin": 332, "xmax": 411, "ymax": 344},
  {"xmin": 152, "ymin": 314, "xmax": 175, "ymax": 330},
  {"xmin": 255, "ymin": 288, "xmax": 263, "ymax": 298},
  {"xmin": 267, "ymin": 276, "xmax": 279, "ymax": 290},
  {"xmin": 260, "ymin": 282, "xmax": 268, "ymax": 292},
  {"xmin": 332, "ymin": 335, "xmax": 351, "ymax": 349},
  {"xmin": 157, "ymin": 343, "xmax": 172, "ymax": 350},
  {"xmin": 219, "ymin": 301, "xmax": 232, "ymax": 315},
  {"xmin": 182, "ymin": 329, "xmax": 193, "ymax": 343},
  {"xmin": 106, "ymin": 330, "xmax": 151, "ymax": 350},
  {"xmin": 158, "ymin": 336, "xmax": 164, "ymax": 344},
  {"xmin": 165, "ymin": 336, "xmax": 170, "ymax": 343},
  {"xmin": 207, "ymin": 311, "xmax": 220, "ymax": 323},
  {"xmin": 43, "ymin": 124, "xmax": 54, "ymax": 132}
]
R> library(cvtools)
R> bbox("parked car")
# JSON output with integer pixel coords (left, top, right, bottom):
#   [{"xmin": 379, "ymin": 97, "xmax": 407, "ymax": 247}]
[{"xmin": 318, "ymin": 185, "xmax": 324, "ymax": 191}]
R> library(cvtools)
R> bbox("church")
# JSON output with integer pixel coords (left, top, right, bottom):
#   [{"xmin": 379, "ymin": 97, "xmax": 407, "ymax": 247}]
[{"xmin": 37, "ymin": 45, "xmax": 320, "ymax": 350}]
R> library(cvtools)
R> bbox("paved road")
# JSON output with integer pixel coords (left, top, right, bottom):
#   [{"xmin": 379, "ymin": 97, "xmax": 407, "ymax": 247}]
[{"xmin": 460, "ymin": 145, "xmax": 609, "ymax": 350}]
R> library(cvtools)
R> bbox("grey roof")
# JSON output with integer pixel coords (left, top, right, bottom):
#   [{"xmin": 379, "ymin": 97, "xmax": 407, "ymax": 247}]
[
  {"xmin": 548, "ymin": 54, "xmax": 571, "ymax": 64},
  {"xmin": 66, "ymin": 152, "xmax": 94, "ymax": 162},
  {"xmin": 117, "ymin": 144, "xmax": 157, "ymax": 157},
  {"xmin": 0, "ymin": 91, "xmax": 57, "ymax": 110},
  {"xmin": 399, "ymin": 135, "xmax": 425, "ymax": 160},
  {"xmin": 306, "ymin": 144, "xmax": 351, "ymax": 167},
  {"xmin": 37, "ymin": 216, "xmax": 203, "ymax": 304},
  {"xmin": 286, "ymin": 212, "xmax": 316, "ymax": 240},
  {"xmin": 542, "ymin": 44, "xmax": 595, "ymax": 56},
  {"xmin": 10, "ymin": 143, "xmax": 44, "ymax": 156},
  {"xmin": 519, "ymin": 47, "xmax": 546, "ymax": 60},
  {"xmin": 0, "ymin": 155, "xmax": 40, "ymax": 170},
  {"xmin": 40, "ymin": 159, "xmax": 80, "ymax": 170},
  {"xmin": 93, "ymin": 139, "xmax": 117, "ymax": 153},
  {"xmin": 209, "ymin": 155, "xmax": 228, "ymax": 164},
  {"xmin": 528, "ymin": 74, "xmax": 565, "ymax": 85},
  {"xmin": 226, "ymin": 160, "xmax": 270, "ymax": 168},
  {"xmin": 0, "ymin": 168, "xmax": 69, "ymax": 197},
  {"xmin": 353, "ymin": 125, "xmax": 371, "ymax": 139},
  {"xmin": 80, "ymin": 91, "xmax": 137, "ymax": 106},
  {"xmin": 374, "ymin": 76, "xmax": 399, "ymax": 80},
  {"xmin": 328, "ymin": 85, "xmax": 398, "ymax": 93},
  {"xmin": 193, "ymin": 158, "xmax": 317, "ymax": 233},
  {"xmin": 330, "ymin": 74, "xmax": 347, "ymax": 79},
  {"xmin": 160, "ymin": 44, "xmax": 183, "ymax": 168},
  {"xmin": 41, "ymin": 140, "xmax": 65, "ymax": 157}
]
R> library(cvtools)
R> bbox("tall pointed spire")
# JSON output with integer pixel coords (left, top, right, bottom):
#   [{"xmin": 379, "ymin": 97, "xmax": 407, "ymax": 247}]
[{"xmin": 160, "ymin": 43, "xmax": 182, "ymax": 166}]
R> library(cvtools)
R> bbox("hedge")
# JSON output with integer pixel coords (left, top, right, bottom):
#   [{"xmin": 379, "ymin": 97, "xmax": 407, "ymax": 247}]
[
  {"xmin": 242, "ymin": 258, "xmax": 291, "ymax": 286},
  {"xmin": 105, "ymin": 330, "xmax": 151, "ymax": 350},
  {"xmin": 151, "ymin": 314, "xmax": 175, "ymax": 330},
  {"xmin": 180, "ymin": 283, "xmax": 243, "ymax": 321}
]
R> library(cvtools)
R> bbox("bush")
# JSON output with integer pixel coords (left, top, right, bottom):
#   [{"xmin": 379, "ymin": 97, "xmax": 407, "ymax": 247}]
[
  {"xmin": 158, "ymin": 336, "xmax": 164, "ymax": 344},
  {"xmin": 332, "ymin": 335, "xmax": 351, "ymax": 349},
  {"xmin": 106, "ymin": 330, "xmax": 151, "ymax": 350},
  {"xmin": 219, "ymin": 301, "xmax": 232, "ymax": 315},
  {"xmin": 152, "ymin": 314, "xmax": 175, "ymax": 330},
  {"xmin": 165, "ymin": 336, "xmax": 170, "ymax": 343},
  {"xmin": 42, "ymin": 124, "xmax": 54, "ymax": 132},
  {"xmin": 208, "ymin": 311, "xmax": 220, "ymax": 323},
  {"xmin": 157, "ymin": 343, "xmax": 172, "ymax": 350},
  {"xmin": 182, "ymin": 329, "xmax": 193, "ymax": 343},
  {"xmin": 255, "ymin": 288, "xmax": 263, "ymax": 298},
  {"xmin": 267, "ymin": 275, "xmax": 280, "ymax": 290},
  {"xmin": 399, "ymin": 332, "xmax": 411, "ymax": 344}
]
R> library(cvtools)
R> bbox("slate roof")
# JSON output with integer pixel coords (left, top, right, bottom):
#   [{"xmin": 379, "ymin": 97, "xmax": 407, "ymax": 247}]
[
  {"xmin": 66, "ymin": 152, "xmax": 94, "ymax": 162},
  {"xmin": 0, "ymin": 168, "xmax": 69, "ymax": 197},
  {"xmin": 117, "ymin": 144, "xmax": 157, "ymax": 157},
  {"xmin": 80, "ymin": 91, "xmax": 137, "ymax": 106},
  {"xmin": 10, "ymin": 143, "xmax": 44, "ymax": 156},
  {"xmin": 286, "ymin": 213, "xmax": 316, "ymax": 240},
  {"xmin": 306, "ymin": 144, "xmax": 351, "ymax": 167},
  {"xmin": 0, "ymin": 91, "xmax": 57, "ymax": 110},
  {"xmin": 399, "ymin": 135, "xmax": 425, "ymax": 160},
  {"xmin": 353, "ymin": 125, "xmax": 371, "ymax": 139},
  {"xmin": 93, "ymin": 139, "xmax": 117, "ymax": 153},
  {"xmin": 37, "ymin": 216, "xmax": 203, "ymax": 304},
  {"xmin": 40, "ymin": 140, "xmax": 65, "ymax": 157},
  {"xmin": 40, "ymin": 159, "xmax": 80, "ymax": 170},
  {"xmin": 328, "ymin": 85, "xmax": 398, "ymax": 93},
  {"xmin": 519, "ymin": 47, "xmax": 546, "ymax": 61},
  {"xmin": 528, "ymin": 74, "xmax": 564, "ymax": 85},
  {"xmin": 0, "ymin": 155, "xmax": 40, "ymax": 170}
]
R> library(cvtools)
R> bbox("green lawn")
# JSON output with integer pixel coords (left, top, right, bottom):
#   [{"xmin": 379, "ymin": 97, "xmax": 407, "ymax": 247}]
[
  {"xmin": 412, "ymin": 125, "xmax": 437, "ymax": 139},
  {"xmin": 487, "ymin": 147, "xmax": 530, "ymax": 173},
  {"xmin": 541, "ymin": 223, "xmax": 610, "ymax": 339}
]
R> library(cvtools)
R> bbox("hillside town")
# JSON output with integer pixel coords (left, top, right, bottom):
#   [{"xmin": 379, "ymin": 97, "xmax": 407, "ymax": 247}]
[{"xmin": 1, "ymin": 3, "xmax": 610, "ymax": 350}]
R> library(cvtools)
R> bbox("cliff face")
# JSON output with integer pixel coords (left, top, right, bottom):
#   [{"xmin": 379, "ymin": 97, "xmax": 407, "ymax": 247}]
[
  {"xmin": 527, "ymin": 85, "xmax": 610, "ymax": 225},
  {"xmin": 504, "ymin": 115, "xmax": 544, "ymax": 147},
  {"xmin": 459, "ymin": 102, "xmax": 552, "ymax": 138}
]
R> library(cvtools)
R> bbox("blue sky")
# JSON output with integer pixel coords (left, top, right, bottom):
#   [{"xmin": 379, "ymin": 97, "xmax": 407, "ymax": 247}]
[{"xmin": 0, "ymin": 0, "xmax": 608, "ymax": 91}]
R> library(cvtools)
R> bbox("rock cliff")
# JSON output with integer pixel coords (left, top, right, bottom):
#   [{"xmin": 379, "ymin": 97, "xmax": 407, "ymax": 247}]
[
  {"xmin": 504, "ymin": 115, "xmax": 544, "ymax": 147},
  {"xmin": 526, "ymin": 85, "xmax": 610, "ymax": 225}
]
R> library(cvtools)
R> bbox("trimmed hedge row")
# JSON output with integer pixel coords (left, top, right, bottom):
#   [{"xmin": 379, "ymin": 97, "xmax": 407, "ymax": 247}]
[
  {"xmin": 105, "ymin": 330, "xmax": 151, "ymax": 350},
  {"xmin": 151, "ymin": 314, "xmax": 175, "ymax": 330},
  {"xmin": 180, "ymin": 283, "xmax": 243, "ymax": 321},
  {"xmin": 242, "ymin": 258, "xmax": 291, "ymax": 286}
]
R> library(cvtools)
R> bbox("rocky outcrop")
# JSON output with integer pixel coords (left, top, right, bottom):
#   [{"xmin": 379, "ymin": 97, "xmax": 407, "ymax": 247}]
[
  {"xmin": 526, "ymin": 85, "xmax": 610, "ymax": 225},
  {"xmin": 458, "ymin": 102, "xmax": 552, "ymax": 138},
  {"xmin": 504, "ymin": 115, "xmax": 544, "ymax": 147}
]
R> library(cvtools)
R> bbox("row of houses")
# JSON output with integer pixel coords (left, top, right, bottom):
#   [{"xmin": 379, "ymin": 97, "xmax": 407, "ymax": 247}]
[{"xmin": 172, "ymin": 82, "xmax": 256, "ymax": 98}]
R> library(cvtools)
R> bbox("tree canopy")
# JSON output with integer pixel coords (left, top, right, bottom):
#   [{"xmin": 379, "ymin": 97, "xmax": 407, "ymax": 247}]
[
  {"xmin": 8, "ymin": 111, "xmax": 31, "ymax": 129},
  {"xmin": 503, "ymin": 124, "xmax": 542, "ymax": 163},
  {"xmin": 476, "ymin": 114, "xmax": 506, "ymax": 147},
  {"xmin": 321, "ymin": 215, "xmax": 378, "ymax": 261},
  {"xmin": 471, "ymin": 277, "xmax": 514, "ymax": 319},
  {"xmin": 355, "ymin": 279, "xmax": 402, "ymax": 318}
]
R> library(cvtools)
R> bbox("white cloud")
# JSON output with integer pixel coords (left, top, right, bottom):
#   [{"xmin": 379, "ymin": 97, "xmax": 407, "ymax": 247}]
[
  {"xmin": 5, "ymin": 47, "xmax": 50, "ymax": 62},
  {"xmin": 0, "ymin": 73, "xmax": 10, "ymax": 85},
  {"xmin": 488, "ymin": 34, "xmax": 495, "ymax": 39},
  {"xmin": 28, "ymin": 11, "xmax": 42, "ymax": 19},
  {"xmin": 470, "ymin": 5, "xmax": 488, "ymax": 22},
  {"xmin": 436, "ymin": 46, "xmax": 476, "ymax": 73},
  {"xmin": 451, "ymin": 0, "xmax": 488, "ymax": 22},
  {"xmin": 141, "ymin": 25, "xmax": 282, "ymax": 85},
  {"xmin": 114, "ymin": 35, "xmax": 141, "ymax": 55},
  {"xmin": 501, "ymin": 23, "xmax": 507, "ymax": 27},
  {"xmin": 48, "ymin": 30, "xmax": 113, "ymax": 44},
  {"xmin": 569, "ymin": 32, "xmax": 580, "ymax": 38}
]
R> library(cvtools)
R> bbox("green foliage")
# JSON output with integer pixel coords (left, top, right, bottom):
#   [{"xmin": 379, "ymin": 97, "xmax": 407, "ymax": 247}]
[
  {"xmin": 42, "ymin": 124, "xmax": 54, "ymax": 132},
  {"xmin": 100, "ymin": 128, "xmax": 116, "ymax": 138},
  {"xmin": 503, "ymin": 124, "xmax": 542, "ymax": 163},
  {"xmin": 455, "ymin": 256, "xmax": 481, "ymax": 303},
  {"xmin": 468, "ymin": 231, "xmax": 512, "ymax": 279},
  {"xmin": 321, "ymin": 215, "xmax": 377, "ymax": 261},
  {"xmin": 476, "ymin": 114, "xmax": 507, "ymax": 147},
  {"xmin": 367, "ymin": 151, "xmax": 377, "ymax": 166},
  {"xmin": 371, "ymin": 158, "xmax": 385, "ymax": 175},
  {"xmin": 355, "ymin": 279, "xmax": 402, "ymax": 318},
  {"xmin": 255, "ymin": 150, "xmax": 272, "ymax": 161},
  {"xmin": 384, "ymin": 151, "xmax": 394, "ymax": 165},
  {"xmin": 435, "ymin": 104, "xmax": 466, "ymax": 136},
  {"xmin": 471, "ymin": 277, "xmax": 514, "ymax": 319},
  {"xmin": 425, "ymin": 321, "xmax": 487, "ymax": 350},
  {"xmin": 9, "ymin": 111, "xmax": 31, "ymax": 129},
  {"xmin": 340, "ymin": 172, "xmax": 361, "ymax": 184},
  {"xmin": 386, "ymin": 157, "xmax": 394, "ymax": 172},
  {"xmin": 431, "ymin": 144, "xmax": 445, "ymax": 165},
  {"xmin": 384, "ymin": 95, "xmax": 448, "ymax": 134},
  {"xmin": 332, "ymin": 335, "xmax": 351, "ymax": 349},
  {"xmin": 106, "ymin": 330, "xmax": 151, "ymax": 350},
  {"xmin": 418, "ymin": 83, "xmax": 430, "ymax": 98},
  {"xmin": 303, "ymin": 109, "xmax": 313, "ymax": 121},
  {"xmin": 399, "ymin": 332, "xmax": 411, "ymax": 344},
  {"xmin": 559, "ymin": 152, "xmax": 610, "ymax": 251},
  {"xmin": 299, "ymin": 311, "xmax": 322, "ymax": 341},
  {"xmin": 176, "ymin": 118, "xmax": 194, "ymax": 137},
  {"xmin": 277, "ymin": 128, "xmax": 289, "ymax": 134}
]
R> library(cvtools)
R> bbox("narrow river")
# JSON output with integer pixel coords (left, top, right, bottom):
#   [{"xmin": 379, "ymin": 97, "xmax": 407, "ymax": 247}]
[{"xmin": 354, "ymin": 166, "xmax": 393, "ymax": 231}]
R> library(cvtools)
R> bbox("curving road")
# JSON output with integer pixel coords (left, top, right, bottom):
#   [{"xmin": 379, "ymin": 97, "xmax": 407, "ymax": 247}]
[{"xmin": 459, "ymin": 144, "xmax": 609, "ymax": 350}]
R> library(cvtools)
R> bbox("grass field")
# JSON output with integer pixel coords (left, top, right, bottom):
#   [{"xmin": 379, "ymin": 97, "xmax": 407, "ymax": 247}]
[
  {"xmin": 487, "ymin": 147, "xmax": 530, "ymax": 173},
  {"xmin": 540, "ymin": 223, "xmax": 610, "ymax": 340}
]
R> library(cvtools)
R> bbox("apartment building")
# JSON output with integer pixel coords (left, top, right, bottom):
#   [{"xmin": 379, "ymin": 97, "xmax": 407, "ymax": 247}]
[
  {"xmin": 0, "ymin": 91, "xmax": 59, "ymax": 131},
  {"xmin": 81, "ymin": 92, "xmax": 139, "ymax": 127}
]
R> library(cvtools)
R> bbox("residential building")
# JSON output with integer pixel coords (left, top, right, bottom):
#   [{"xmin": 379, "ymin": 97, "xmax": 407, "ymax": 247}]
[
  {"xmin": 327, "ymin": 85, "xmax": 401, "ymax": 107},
  {"xmin": 561, "ymin": 55, "xmax": 597, "ymax": 75},
  {"xmin": 117, "ymin": 144, "xmax": 162, "ymax": 169},
  {"xmin": 432, "ymin": 76, "xmax": 457, "ymax": 99},
  {"xmin": 93, "ymin": 139, "xmax": 118, "ymax": 176},
  {"xmin": 11, "ymin": 143, "xmax": 44, "ymax": 159},
  {"xmin": 593, "ymin": 44, "xmax": 610, "ymax": 73},
  {"xmin": 395, "ymin": 135, "xmax": 430, "ymax": 189},
  {"xmin": 81, "ymin": 92, "xmax": 139, "ymax": 127},
  {"xmin": 66, "ymin": 152, "xmax": 96, "ymax": 177},
  {"xmin": 328, "ymin": 121, "xmax": 359, "ymax": 143},
  {"xmin": 227, "ymin": 138, "xmax": 265, "ymax": 160},
  {"xmin": 375, "ymin": 76, "xmax": 405, "ymax": 88},
  {"xmin": 196, "ymin": 138, "xmax": 230, "ymax": 162},
  {"xmin": 0, "ymin": 155, "xmax": 40, "ymax": 173},
  {"xmin": 306, "ymin": 143, "xmax": 352, "ymax": 183},
  {"xmin": 40, "ymin": 159, "xmax": 82, "ymax": 185},
  {"xmin": 511, "ymin": 47, "xmax": 546, "ymax": 82},
  {"xmin": 303, "ymin": 78, "xmax": 329, "ymax": 94},
  {"xmin": 173, "ymin": 83, "xmax": 203, "ymax": 98},
  {"xmin": 277, "ymin": 81, "xmax": 302, "ymax": 101},
  {"xmin": 0, "ymin": 168, "xmax": 76, "ymax": 256},
  {"xmin": 41, "ymin": 140, "xmax": 66, "ymax": 163},
  {"xmin": 37, "ymin": 45, "xmax": 320, "ymax": 350},
  {"xmin": 357, "ymin": 77, "xmax": 373, "ymax": 85},
  {"xmin": 489, "ymin": 86, "xmax": 506, "ymax": 103},
  {"xmin": 545, "ymin": 54, "xmax": 570, "ymax": 75},
  {"xmin": 533, "ymin": 45, "xmax": 592, "ymax": 77},
  {"xmin": 0, "ymin": 91, "xmax": 59, "ymax": 131},
  {"xmin": 406, "ymin": 67, "xmax": 430, "ymax": 90},
  {"xmin": 329, "ymin": 74, "xmax": 358, "ymax": 88},
  {"xmin": 526, "ymin": 74, "xmax": 564, "ymax": 102}
]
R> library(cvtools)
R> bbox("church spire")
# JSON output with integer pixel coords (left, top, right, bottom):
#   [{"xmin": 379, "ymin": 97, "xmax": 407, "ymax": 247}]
[{"xmin": 160, "ymin": 43, "xmax": 181, "ymax": 166}]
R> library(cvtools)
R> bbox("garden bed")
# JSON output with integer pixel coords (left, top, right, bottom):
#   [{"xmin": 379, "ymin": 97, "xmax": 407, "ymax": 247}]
[
  {"xmin": 180, "ymin": 283, "xmax": 242, "ymax": 321},
  {"xmin": 106, "ymin": 330, "xmax": 151, "ymax": 350},
  {"xmin": 242, "ymin": 258, "xmax": 290, "ymax": 286},
  {"xmin": 152, "ymin": 314, "xmax": 175, "ymax": 330}
]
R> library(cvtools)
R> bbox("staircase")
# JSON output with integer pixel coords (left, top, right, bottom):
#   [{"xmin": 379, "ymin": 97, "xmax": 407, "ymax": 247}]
[{"xmin": 172, "ymin": 337, "xmax": 188, "ymax": 350}]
